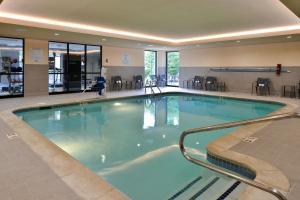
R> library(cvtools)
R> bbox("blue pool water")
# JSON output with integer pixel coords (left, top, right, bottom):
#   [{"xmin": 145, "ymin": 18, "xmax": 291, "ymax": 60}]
[{"xmin": 16, "ymin": 93, "xmax": 283, "ymax": 200}]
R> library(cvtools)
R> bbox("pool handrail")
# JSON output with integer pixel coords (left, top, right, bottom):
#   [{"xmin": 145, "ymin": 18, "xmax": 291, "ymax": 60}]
[
  {"xmin": 179, "ymin": 112, "xmax": 300, "ymax": 200},
  {"xmin": 144, "ymin": 79, "xmax": 162, "ymax": 94}
]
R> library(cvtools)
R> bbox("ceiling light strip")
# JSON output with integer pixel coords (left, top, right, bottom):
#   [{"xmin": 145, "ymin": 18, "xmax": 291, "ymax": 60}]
[
  {"xmin": 0, "ymin": 12, "xmax": 173, "ymax": 42},
  {"xmin": 176, "ymin": 25, "xmax": 300, "ymax": 43},
  {"xmin": 0, "ymin": 11, "xmax": 300, "ymax": 44}
]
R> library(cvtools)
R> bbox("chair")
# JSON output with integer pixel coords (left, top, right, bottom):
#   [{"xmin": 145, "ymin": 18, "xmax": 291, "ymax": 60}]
[
  {"xmin": 205, "ymin": 76, "xmax": 218, "ymax": 91},
  {"xmin": 252, "ymin": 78, "xmax": 271, "ymax": 95},
  {"xmin": 149, "ymin": 75, "xmax": 158, "ymax": 86},
  {"xmin": 192, "ymin": 76, "xmax": 205, "ymax": 90},
  {"xmin": 89, "ymin": 77, "xmax": 100, "ymax": 91},
  {"xmin": 157, "ymin": 74, "xmax": 166, "ymax": 87},
  {"xmin": 111, "ymin": 76, "xmax": 123, "ymax": 90},
  {"xmin": 133, "ymin": 75, "xmax": 143, "ymax": 89}
]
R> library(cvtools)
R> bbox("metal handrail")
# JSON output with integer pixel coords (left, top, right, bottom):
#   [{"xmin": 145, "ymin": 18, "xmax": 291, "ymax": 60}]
[
  {"xmin": 179, "ymin": 112, "xmax": 300, "ymax": 200},
  {"xmin": 144, "ymin": 80, "xmax": 161, "ymax": 94}
]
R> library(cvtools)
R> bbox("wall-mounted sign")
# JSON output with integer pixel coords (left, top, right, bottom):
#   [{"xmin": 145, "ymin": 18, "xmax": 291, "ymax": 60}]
[
  {"xmin": 29, "ymin": 48, "xmax": 44, "ymax": 64},
  {"xmin": 122, "ymin": 53, "xmax": 130, "ymax": 65}
]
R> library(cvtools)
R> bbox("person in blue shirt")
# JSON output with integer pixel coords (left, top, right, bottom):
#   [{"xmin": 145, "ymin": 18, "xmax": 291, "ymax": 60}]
[{"xmin": 96, "ymin": 76, "xmax": 106, "ymax": 95}]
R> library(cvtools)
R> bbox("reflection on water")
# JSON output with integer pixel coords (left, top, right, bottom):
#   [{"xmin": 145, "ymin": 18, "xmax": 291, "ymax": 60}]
[
  {"xmin": 167, "ymin": 96, "xmax": 179, "ymax": 126},
  {"xmin": 143, "ymin": 97, "xmax": 180, "ymax": 129},
  {"xmin": 54, "ymin": 110, "xmax": 61, "ymax": 121},
  {"xmin": 143, "ymin": 99, "xmax": 156, "ymax": 129}
]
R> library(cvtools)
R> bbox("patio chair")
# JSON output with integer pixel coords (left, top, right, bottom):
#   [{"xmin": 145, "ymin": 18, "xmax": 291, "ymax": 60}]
[
  {"xmin": 111, "ymin": 76, "xmax": 123, "ymax": 90},
  {"xmin": 157, "ymin": 74, "xmax": 166, "ymax": 87},
  {"xmin": 149, "ymin": 75, "xmax": 158, "ymax": 86},
  {"xmin": 133, "ymin": 75, "xmax": 143, "ymax": 89},
  {"xmin": 192, "ymin": 76, "xmax": 205, "ymax": 90},
  {"xmin": 205, "ymin": 76, "xmax": 218, "ymax": 91},
  {"xmin": 252, "ymin": 78, "xmax": 271, "ymax": 95}
]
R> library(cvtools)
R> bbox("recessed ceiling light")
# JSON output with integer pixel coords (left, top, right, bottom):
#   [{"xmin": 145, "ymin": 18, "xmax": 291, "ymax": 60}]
[
  {"xmin": 286, "ymin": 35, "xmax": 292, "ymax": 39},
  {"xmin": 54, "ymin": 33, "xmax": 60, "ymax": 36}
]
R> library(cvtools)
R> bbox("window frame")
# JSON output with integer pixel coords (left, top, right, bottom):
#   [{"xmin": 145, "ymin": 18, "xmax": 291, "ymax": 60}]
[
  {"xmin": 144, "ymin": 50, "xmax": 158, "ymax": 80},
  {"xmin": 166, "ymin": 51, "xmax": 180, "ymax": 87},
  {"xmin": 0, "ymin": 36, "xmax": 25, "ymax": 99}
]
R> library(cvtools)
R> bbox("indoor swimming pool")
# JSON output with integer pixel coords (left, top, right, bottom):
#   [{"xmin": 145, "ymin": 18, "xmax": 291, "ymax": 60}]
[{"xmin": 16, "ymin": 93, "xmax": 283, "ymax": 200}]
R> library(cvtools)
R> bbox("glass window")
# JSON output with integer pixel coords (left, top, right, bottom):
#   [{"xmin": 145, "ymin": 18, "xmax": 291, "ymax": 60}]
[
  {"xmin": 0, "ymin": 37, "xmax": 24, "ymax": 97},
  {"xmin": 48, "ymin": 42, "xmax": 67, "ymax": 93},
  {"xmin": 166, "ymin": 51, "xmax": 180, "ymax": 86},
  {"xmin": 144, "ymin": 51, "xmax": 157, "ymax": 81},
  {"xmin": 86, "ymin": 45, "xmax": 101, "ymax": 89}
]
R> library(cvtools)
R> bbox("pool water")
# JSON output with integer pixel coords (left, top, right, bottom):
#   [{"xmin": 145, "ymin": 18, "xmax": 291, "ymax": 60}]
[{"xmin": 16, "ymin": 94, "xmax": 283, "ymax": 200}]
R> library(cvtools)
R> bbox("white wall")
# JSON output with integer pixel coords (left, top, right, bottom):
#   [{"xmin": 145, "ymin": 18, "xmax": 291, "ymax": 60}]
[
  {"xmin": 102, "ymin": 46, "xmax": 144, "ymax": 67},
  {"xmin": 181, "ymin": 41, "xmax": 300, "ymax": 67}
]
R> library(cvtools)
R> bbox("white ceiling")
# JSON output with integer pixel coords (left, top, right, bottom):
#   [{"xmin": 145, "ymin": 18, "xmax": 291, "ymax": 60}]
[
  {"xmin": 0, "ymin": 0, "xmax": 300, "ymax": 45},
  {"xmin": 1, "ymin": 22, "xmax": 300, "ymax": 51}
]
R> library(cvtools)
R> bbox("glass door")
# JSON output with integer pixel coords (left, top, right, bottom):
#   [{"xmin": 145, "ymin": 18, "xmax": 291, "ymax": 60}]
[
  {"xmin": 69, "ymin": 44, "xmax": 85, "ymax": 92},
  {"xmin": 144, "ymin": 50, "xmax": 157, "ymax": 82},
  {"xmin": 166, "ymin": 51, "xmax": 180, "ymax": 86},
  {"xmin": 49, "ymin": 42, "xmax": 102, "ymax": 94},
  {"xmin": 85, "ymin": 45, "xmax": 101, "ymax": 90},
  {"xmin": 48, "ymin": 42, "xmax": 68, "ymax": 93}
]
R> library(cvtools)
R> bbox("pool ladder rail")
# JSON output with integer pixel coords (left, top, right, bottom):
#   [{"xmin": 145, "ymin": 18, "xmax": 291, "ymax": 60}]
[
  {"xmin": 179, "ymin": 112, "xmax": 300, "ymax": 200},
  {"xmin": 144, "ymin": 80, "xmax": 162, "ymax": 94}
]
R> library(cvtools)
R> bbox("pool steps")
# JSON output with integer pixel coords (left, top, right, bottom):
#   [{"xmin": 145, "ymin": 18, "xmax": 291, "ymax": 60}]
[
  {"xmin": 168, "ymin": 176, "xmax": 203, "ymax": 200},
  {"xmin": 168, "ymin": 175, "xmax": 244, "ymax": 200}
]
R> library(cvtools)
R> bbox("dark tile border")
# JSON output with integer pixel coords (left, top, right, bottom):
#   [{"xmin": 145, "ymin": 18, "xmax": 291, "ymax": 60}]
[{"xmin": 207, "ymin": 153, "xmax": 256, "ymax": 179}]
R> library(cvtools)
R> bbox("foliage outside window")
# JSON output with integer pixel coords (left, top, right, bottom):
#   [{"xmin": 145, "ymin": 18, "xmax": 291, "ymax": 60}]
[
  {"xmin": 167, "ymin": 52, "xmax": 180, "ymax": 86},
  {"xmin": 144, "ymin": 51, "xmax": 157, "ymax": 81}
]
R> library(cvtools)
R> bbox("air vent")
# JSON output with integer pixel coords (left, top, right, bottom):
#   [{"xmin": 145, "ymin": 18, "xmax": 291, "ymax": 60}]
[{"xmin": 6, "ymin": 132, "xmax": 18, "ymax": 140}]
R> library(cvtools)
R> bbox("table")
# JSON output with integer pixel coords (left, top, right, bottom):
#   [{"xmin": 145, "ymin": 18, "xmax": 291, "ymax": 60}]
[
  {"xmin": 218, "ymin": 82, "xmax": 226, "ymax": 92},
  {"xmin": 124, "ymin": 80, "xmax": 132, "ymax": 89},
  {"xmin": 282, "ymin": 85, "xmax": 296, "ymax": 98},
  {"xmin": 182, "ymin": 80, "xmax": 191, "ymax": 88}
]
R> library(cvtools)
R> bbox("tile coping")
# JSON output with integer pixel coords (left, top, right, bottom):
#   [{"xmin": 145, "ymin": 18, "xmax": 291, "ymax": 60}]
[{"xmin": 0, "ymin": 89, "xmax": 298, "ymax": 200}]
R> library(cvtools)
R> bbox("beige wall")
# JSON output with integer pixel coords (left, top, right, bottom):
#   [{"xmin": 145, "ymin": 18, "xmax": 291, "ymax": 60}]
[
  {"xmin": 181, "ymin": 41, "xmax": 300, "ymax": 67},
  {"xmin": 24, "ymin": 39, "xmax": 49, "ymax": 97},
  {"xmin": 157, "ymin": 50, "xmax": 166, "ymax": 75},
  {"xmin": 102, "ymin": 46, "xmax": 144, "ymax": 67},
  {"xmin": 157, "ymin": 50, "xmax": 166, "ymax": 67}
]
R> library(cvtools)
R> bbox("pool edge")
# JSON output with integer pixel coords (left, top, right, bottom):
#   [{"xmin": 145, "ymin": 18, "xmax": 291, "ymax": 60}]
[
  {"xmin": 206, "ymin": 102, "xmax": 297, "ymax": 200},
  {"xmin": 1, "ymin": 90, "xmax": 297, "ymax": 200}
]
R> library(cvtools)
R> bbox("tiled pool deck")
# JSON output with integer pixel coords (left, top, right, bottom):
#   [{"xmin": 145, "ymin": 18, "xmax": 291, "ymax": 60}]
[{"xmin": 0, "ymin": 87, "xmax": 299, "ymax": 200}]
